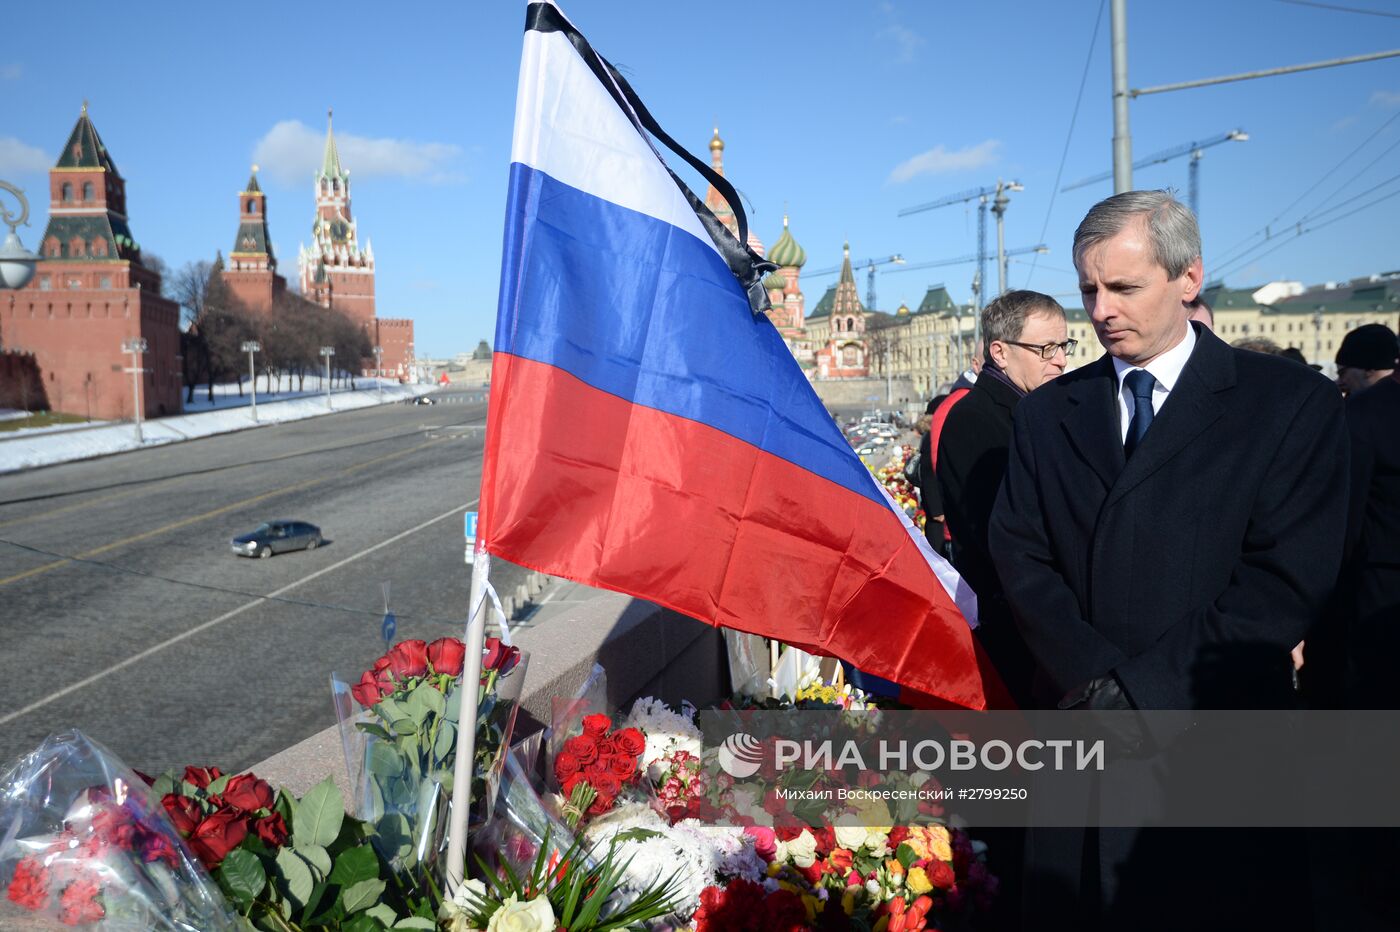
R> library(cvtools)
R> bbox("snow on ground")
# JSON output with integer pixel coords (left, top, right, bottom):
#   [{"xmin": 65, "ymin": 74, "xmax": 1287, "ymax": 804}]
[{"xmin": 0, "ymin": 379, "xmax": 436, "ymax": 474}]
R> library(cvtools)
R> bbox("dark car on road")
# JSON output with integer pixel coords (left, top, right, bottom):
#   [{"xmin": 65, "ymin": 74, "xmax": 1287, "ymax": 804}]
[{"xmin": 230, "ymin": 521, "xmax": 322, "ymax": 559}]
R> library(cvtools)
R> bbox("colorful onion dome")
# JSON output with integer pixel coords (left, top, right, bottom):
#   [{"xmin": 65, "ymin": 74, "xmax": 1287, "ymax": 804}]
[{"xmin": 768, "ymin": 214, "xmax": 806, "ymax": 268}]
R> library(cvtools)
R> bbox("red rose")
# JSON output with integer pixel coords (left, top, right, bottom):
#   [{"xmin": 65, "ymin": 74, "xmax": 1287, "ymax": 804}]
[
  {"xmin": 372, "ymin": 655, "xmax": 393, "ymax": 673},
  {"xmin": 812, "ymin": 826, "xmax": 836, "ymax": 857},
  {"xmin": 595, "ymin": 737, "xmax": 616, "ymax": 758},
  {"xmin": 141, "ymin": 832, "xmax": 181, "ymax": 868},
  {"xmin": 605, "ymin": 754, "xmax": 636, "ymax": 780},
  {"xmin": 561, "ymin": 773, "xmax": 586, "ymax": 797},
  {"xmin": 351, "ymin": 670, "xmax": 387, "ymax": 708},
  {"xmin": 387, "ymin": 640, "xmax": 429, "ymax": 678},
  {"xmin": 929, "ymin": 860, "xmax": 956, "ymax": 890},
  {"xmin": 428, "ymin": 637, "xmax": 466, "ymax": 677},
  {"xmin": 162, "ymin": 794, "xmax": 202, "ymax": 836},
  {"xmin": 183, "ymin": 766, "xmax": 222, "ymax": 789},
  {"xmin": 581, "ymin": 713, "xmax": 611, "ymax": 737},
  {"xmin": 587, "ymin": 792, "xmax": 616, "ymax": 816},
  {"xmin": 222, "ymin": 774, "xmax": 274, "ymax": 813},
  {"xmin": 613, "ymin": 727, "xmax": 645, "ymax": 757},
  {"xmin": 58, "ymin": 877, "xmax": 105, "ymax": 926},
  {"xmin": 554, "ymin": 751, "xmax": 582, "ymax": 783},
  {"xmin": 887, "ymin": 825, "xmax": 910, "ymax": 848},
  {"xmin": 252, "ymin": 813, "xmax": 289, "ymax": 848},
  {"xmin": 188, "ymin": 810, "xmax": 248, "ymax": 869},
  {"xmin": 563, "ymin": 735, "xmax": 598, "ymax": 764},
  {"xmin": 5, "ymin": 856, "xmax": 50, "ymax": 911},
  {"xmin": 590, "ymin": 774, "xmax": 622, "ymax": 800},
  {"xmin": 483, "ymin": 637, "xmax": 505, "ymax": 671}
]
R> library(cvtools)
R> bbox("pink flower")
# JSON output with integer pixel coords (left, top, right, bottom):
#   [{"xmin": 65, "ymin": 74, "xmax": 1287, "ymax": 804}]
[
  {"xmin": 744, "ymin": 825, "xmax": 778, "ymax": 861},
  {"xmin": 59, "ymin": 878, "xmax": 105, "ymax": 926}
]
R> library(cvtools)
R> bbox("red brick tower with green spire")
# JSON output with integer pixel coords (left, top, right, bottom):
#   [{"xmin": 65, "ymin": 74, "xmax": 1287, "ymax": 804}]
[{"xmin": 224, "ymin": 166, "xmax": 286, "ymax": 312}]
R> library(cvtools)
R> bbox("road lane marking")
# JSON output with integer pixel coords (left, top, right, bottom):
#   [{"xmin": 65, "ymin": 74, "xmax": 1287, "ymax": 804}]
[
  {"xmin": 0, "ymin": 499, "xmax": 478, "ymax": 728},
  {"xmin": 0, "ymin": 438, "xmax": 444, "ymax": 588}
]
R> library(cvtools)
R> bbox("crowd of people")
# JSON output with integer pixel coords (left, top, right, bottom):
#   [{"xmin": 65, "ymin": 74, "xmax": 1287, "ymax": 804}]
[{"xmin": 904, "ymin": 190, "xmax": 1398, "ymax": 931}]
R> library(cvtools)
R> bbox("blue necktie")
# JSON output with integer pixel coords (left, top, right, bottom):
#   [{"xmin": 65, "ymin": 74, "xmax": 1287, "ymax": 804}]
[{"xmin": 1124, "ymin": 369, "xmax": 1156, "ymax": 458}]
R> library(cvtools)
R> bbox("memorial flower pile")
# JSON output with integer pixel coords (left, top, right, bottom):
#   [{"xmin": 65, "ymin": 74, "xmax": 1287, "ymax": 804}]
[{"xmin": 873, "ymin": 446, "xmax": 924, "ymax": 530}]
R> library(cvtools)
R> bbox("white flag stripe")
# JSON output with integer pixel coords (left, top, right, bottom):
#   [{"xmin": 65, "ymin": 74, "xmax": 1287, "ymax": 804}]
[{"xmin": 511, "ymin": 28, "xmax": 720, "ymax": 257}]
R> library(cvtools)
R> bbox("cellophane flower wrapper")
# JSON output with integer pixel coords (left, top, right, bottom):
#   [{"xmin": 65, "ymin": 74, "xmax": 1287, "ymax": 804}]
[
  {"xmin": 470, "ymin": 741, "xmax": 591, "ymax": 881},
  {"xmin": 544, "ymin": 667, "xmax": 656, "ymax": 827},
  {"xmin": 0, "ymin": 730, "xmax": 237, "ymax": 931},
  {"xmin": 331, "ymin": 635, "xmax": 528, "ymax": 879}
]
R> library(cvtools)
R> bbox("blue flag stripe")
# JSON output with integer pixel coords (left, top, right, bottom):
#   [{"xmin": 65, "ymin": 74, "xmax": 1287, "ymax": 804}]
[{"xmin": 495, "ymin": 162, "xmax": 887, "ymax": 508}]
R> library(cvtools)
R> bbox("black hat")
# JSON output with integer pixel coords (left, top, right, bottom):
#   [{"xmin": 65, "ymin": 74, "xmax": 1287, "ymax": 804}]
[{"xmin": 1335, "ymin": 323, "xmax": 1399, "ymax": 370}]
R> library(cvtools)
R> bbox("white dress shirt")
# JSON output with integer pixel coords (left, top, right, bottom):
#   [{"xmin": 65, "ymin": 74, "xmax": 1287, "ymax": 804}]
[{"xmin": 1111, "ymin": 322, "xmax": 1197, "ymax": 443}]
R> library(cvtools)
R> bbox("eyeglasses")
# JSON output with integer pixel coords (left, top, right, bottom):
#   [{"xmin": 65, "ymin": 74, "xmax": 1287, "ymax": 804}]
[{"xmin": 1004, "ymin": 339, "xmax": 1077, "ymax": 360}]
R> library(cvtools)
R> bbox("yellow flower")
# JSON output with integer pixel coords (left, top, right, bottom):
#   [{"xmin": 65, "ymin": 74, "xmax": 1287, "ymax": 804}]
[
  {"xmin": 802, "ymin": 895, "xmax": 818, "ymax": 922},
  {"xmin": 767, "ymin": 861, "xmax": 782, "ymax": 877},
  {"xmin": 906, "ymin": 825, "xmax": 952, "ymax": 863},
  {"xmin": 841, "ymin": 891, "xmax": 856, "ymax": 914},
  {"xmin": 906, "ymin": 866, "xmax": 933, "ymax": 896}
]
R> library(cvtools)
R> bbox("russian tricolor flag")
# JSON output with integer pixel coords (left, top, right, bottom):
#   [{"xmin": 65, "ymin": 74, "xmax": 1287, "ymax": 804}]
[{"xmin": 482, "ymin": 2, "xmax": 1000, "ymax": 709}]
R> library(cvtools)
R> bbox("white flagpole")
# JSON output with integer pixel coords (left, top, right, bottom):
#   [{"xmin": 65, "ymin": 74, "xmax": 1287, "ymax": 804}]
[{"xmin": 445, "ymin": 537, "xmax": 490, "ymax": 892}]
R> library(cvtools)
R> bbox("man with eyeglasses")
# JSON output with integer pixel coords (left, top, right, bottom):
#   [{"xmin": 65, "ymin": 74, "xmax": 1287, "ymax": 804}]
[
  {"xmin": 937, "ymin": 290, "xmax": 1072, "ymax": 710},
  {"xmin": 988, "ymin": 190, "xmax": 1347, "ymax": 931}
]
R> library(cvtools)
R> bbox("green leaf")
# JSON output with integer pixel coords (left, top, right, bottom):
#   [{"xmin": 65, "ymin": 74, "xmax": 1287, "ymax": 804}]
[
  {"xmin": 354, "ymin": 722, "xmax": 394, "ymax": 742},
  {"xmin": 328, "ymin": 845, "xmax": 379, "ymax": 887},
  {"xmin": 376, "ymin": 697, "xmax": 409, "ymax": 725},
  {"xmin": 444, "ymin": 685, "xmax": 462, "ymax": 723},
  {"xmin": 274, "ymin": 847, "xmax": 315, "ymax": 908},
  {"xmin": 217, "ymin": 848, "xmax": 266, "ymax": 907},
  {"xmin": 295, "ymin": 778, "xmax": 345, "ymax": 848},
  {"xmin": 391, "ymin": 718, "xmax": 419, "ymax": 736},
  {"xmin": 294, "ymin": 843, "xmax": 331, "ymax": 880},
  {"xmin": 896, "ymin": 841, "xmax": 918, "ymax": 870},
  {"xmin": 373, "ymin": 813, "xmax": 413, "ymax": 862},
  {"xmin": 274, "ymin": 789, "xmax": 295, "ymax": 826},
  {"xmin": 366, "ymin": 903, "xmax": 398, "ymax": 926},
  {"xmin": 367, "ymin": 741, "xmax": 403, "ymax": 778},
  {"xmin": 149, "ymin": 772, "xmax": 177, "ymax": 801},
  {"xmin": 433, "ymin": 721, "xmax": 456, "ymax": 764},
  {"xmin": 206, "ymin": 774, "xmax": 232, "ymax": 797},
  {"xmin": 412, "ymin": 682, "xmax": 446, "ymax": 718},
  {"xmin": 342, "ymin": 913, "xmax": 388, "ymax": 932},
  {"xmin": 393, "ymin": 919, "xmax": 437, "ymax": 930},
  {"xmin": 341, "ymin": 878, "xmax": 386, "ymax": 914}
]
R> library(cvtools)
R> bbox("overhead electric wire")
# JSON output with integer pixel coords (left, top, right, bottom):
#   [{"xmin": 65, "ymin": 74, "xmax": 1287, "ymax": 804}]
[
  {"xmin": 1211, "ymin": 109, "xmax": 1400, "ymax": 272},
  {"xmin": 1024, "ymin": 0, "xmax": 1106, "ymax": 289},
  {"xmin": 1210, "ymin": 185, "xmax": 1400, "ymax": 280},
  {"xmin": 1298, "ymin": 133, "xmax": 1400, "ymax": 222},
  {"xmin": 1274, "ymin": 0, "xmax": 1400, "ymax": 18}
]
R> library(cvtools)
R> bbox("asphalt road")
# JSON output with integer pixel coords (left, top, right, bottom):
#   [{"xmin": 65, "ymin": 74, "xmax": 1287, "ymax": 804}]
[{"xmin": 0, "ymin": 391, "xmax": 538, "ymax": 777}]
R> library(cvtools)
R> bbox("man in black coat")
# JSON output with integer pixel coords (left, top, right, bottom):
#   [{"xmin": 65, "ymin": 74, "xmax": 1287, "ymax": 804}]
[
  {"xmin": 1337, "ymin": 324, "xmax": 1400, "ymax": 706},
  {"xmin": 937, "ymin": 290, "xmax": 1071, "ymax": 708},
  {"xmin": 988, "ymin": 191, "xmax": 1348, "ymax": 930}
]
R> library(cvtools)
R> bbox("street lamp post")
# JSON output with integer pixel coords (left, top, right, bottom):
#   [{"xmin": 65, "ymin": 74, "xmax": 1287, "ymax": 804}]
[
  {"xmin": 372, "ymin": 345, "xmax": 384, "ymax": 404},
  {"xmin": 1312, "ymin": 310, "xmax": 1324, "ymax": 369},
  {"xmin": 122, "ymin": 337, "xmax": 148, "ymax": 443},
  {"xmin": 0, "ymin": 180, "xmax": 39, "ymax": 290},
  {"xmin": 319, "ymin": 346, "xmax": 335, "ymax": 409},
  {"xmin": 242, "ymin": 341, "xmax": 261, "ymax": 422}
]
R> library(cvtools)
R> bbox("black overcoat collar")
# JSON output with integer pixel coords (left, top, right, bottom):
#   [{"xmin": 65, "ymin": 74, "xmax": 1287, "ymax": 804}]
[{"xmin": 1059, "ymin": 322, "xmax": 1236, "ymax": 500}]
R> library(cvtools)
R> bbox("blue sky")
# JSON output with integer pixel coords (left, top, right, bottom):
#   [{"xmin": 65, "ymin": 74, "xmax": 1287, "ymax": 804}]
[{"xmin": 3, "ymin": 0, "xmax": 1398, "ymax": 357}]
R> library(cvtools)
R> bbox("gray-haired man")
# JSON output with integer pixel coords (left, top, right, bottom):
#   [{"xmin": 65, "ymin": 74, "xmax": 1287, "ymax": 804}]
[{"xmin": 989, "ymin": 190, "xmax": 1348, "ymax": 930}]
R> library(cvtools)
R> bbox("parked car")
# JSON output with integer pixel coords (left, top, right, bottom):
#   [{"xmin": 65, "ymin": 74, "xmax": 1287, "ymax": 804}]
[
  {"xmin": 413, "ymin": 395, "xmax": 436, "ymax": 405},
  {"xmin": 231, "ymin": 521, "xmax": 322, "ymax": 559}
]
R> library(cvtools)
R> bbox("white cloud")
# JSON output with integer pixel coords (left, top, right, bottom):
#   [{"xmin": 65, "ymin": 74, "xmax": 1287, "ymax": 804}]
[
  {"xmin": 879, "ymin": 24, "xmax": 925, "ymax": 63},
  {"xmin": 888, "ymin": 140, "xmax": 1001, "ymax": 184},
  {"xmin": 0, "ymin": 137, "xmax": 51, "ymax": 175},
  {"xmin": 252, "ymin": 120, "xmax": 465, "ymax": 186},
  {"xmin": 1370, "ymin": 89, "xmax": 1400, "ymax": 108},
  {"xmin": 1, "ymin": 64, "xmax": 21, "ymax": 81},
  {"xmin": 1332, "ymin": 115, "xmax": 1358, "ymax": 132}
]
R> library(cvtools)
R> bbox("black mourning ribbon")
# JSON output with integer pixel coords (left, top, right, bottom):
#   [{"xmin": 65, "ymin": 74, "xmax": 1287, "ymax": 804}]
[{"xmin": 525, "ymin": 3, "xmax": 777, "ymax": 315}]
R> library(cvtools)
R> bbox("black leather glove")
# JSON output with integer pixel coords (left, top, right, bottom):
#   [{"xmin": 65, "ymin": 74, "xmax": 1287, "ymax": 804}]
[{"xmin": 1060, "ymin": 675, "xmax": 1151, "ymax": 758}]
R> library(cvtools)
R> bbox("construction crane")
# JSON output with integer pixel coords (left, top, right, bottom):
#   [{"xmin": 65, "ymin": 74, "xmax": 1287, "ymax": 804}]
[
  {"xmin": 898, "ymin": 180, "xmax": 1023, "ymax": 324},
  {"xmin": 803, "ymin": 253, "xmax": 906, "ymax": 311},
  {"xmin": 1061, "ymin": 129, "xmax": 1248, "ymax": 220}
]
